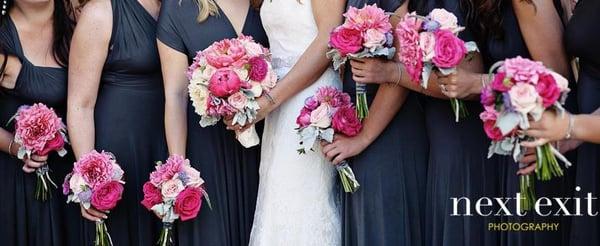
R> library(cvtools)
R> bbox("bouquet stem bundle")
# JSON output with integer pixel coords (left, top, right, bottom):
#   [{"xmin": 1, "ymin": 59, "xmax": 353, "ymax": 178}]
[
  {"xmin": 337, "ymin": 161, "xmax": 360, "ymax": 193},
  {"xmin": 95, "ymin": 221, "xmax": 112, "ymax": 246},
  {"xmin": 519, "ymin": 174, "xmax": 536, "ymax": 212},
  {"xmin": 355, "ymin": 84, "xmax": 369, "ymax": 120},
  {"xmin": 35, "ymin": 165, "xmax": 57, "ymax": 201},
  {"xmin": 157, "ymin": 223, "xmax": 174, "ymax": 246},
  {"xmin": 450, "ymin": 98, "xmax": 469, "ymax": 122},
  {"xmin": 536, "ymin": 144, "xmax": 564, "ymax": 180}
]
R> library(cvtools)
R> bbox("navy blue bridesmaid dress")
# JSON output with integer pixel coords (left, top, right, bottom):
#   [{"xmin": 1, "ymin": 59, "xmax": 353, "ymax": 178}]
[
  {"xmin": 476, "ymin": 1, "xmax": 577, "ymax": 246},
  {"xmin": 565, "ymin": 0, "xmax": 600, "ymax": 244},
  {"xmin": 0, "ymin": 16, "xmax": 73, "ymax": 246},
  {"xmin": 410, "ymin": 1, "xmax": 502, "ymax": 245},
  {"xmin": 78, "ymin": 0, "xmax": 168, "ymax": 245},
  {"xmin": 341, "ymin": 1, "xmax": 429, "ymax": 246},
  {"xmin": 157, "ymin": 1, "xmax": 267, "ymax": 245}
]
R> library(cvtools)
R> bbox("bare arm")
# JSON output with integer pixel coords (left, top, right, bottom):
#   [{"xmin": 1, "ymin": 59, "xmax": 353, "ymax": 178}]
[
  {"xmin": 513, "ymin": 0, "xmax": 569, "ymax": 77},
  {"xmin": 157, "ymin": 41, "xmax": 189, "ymax": 156},
  {"xmin": 67, "ymin": 0, "xmax": 111, "ymax": 159}
]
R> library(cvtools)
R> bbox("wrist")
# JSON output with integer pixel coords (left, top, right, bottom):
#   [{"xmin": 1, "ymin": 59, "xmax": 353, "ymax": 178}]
[
  {"xmin": 570, "ymin": 114, "xmax": 582, "ymax": 141},
  {"xmin": 357, "ymin": 132, "xmax": 374, "ymax": 150},
  {"xmin": 470, "ymin": 73, "xmax": 486, "ymax": 95},
  {"xmin": 386, "ymin": 61, "xmax": 401, "ymax": 83}
]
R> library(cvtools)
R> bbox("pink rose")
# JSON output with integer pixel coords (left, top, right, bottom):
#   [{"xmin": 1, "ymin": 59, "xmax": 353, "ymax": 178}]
[
  {"xmin": 432, "ymin": 30, "xmax": 467, "ymax": 68},
  {"xmin": 90, "ymin": 181, "xmax": 123, "ymax": 211},
  {"xmin": 174, "ymin": 187, "xmax": 203, "ymax": 221},
  {"xmin": 535, "ymin": 73, "xmax": 561, "ymax": 107},
  {"xmin": 363, "ymin": 29, "xmax": 386, "ymax": 49},
  {"xmin": 261, "ymin": 70, "xmax": 278, "ymax": 90},
  {"xmin": 310, "ymin": 104, "xmax": 332, "ymax": 128},
  {"xmin": 161, "ymin": 179, "xmax": 185, "ymax": 199},
  {"xmin": 332, "ymin": 106, "xmax": 362, "ymax": 137},
  {"xmin": 239, "ymin": 36, "xmax": 267, "ymax": 57},
  {"xmin": 419, "ymin": 32, "xmax": 436, "ymax": 62},
  {"xmin": 248, "ymin": 57, "xmax": 268, "ymax": 82},
  {"xmin": 296, "ymin": 108, "xmax": 312, "ymax": 128},
  {"xmin": 480, "ymin": 86, "xmax": 496, "ymax": 106},
  {"xmin": 14, "ymin": 103, "xmax": 64, "ymax": 153},
  {"xmin": 491, "ymin": 72, "xmax": 512, "ymax": 92},
  {"xmin": 329, "ymin": 27, "xmax": 364, "ymax": 56},
  {"xmin": 396, "ymin": 15, "xmax": 423, "ymax": 82},
  {"xmin": 227, "ymin": 92, "xmax": 248, "ymax": 111},
  {"xmin": 37, "ymin": 133, "xmax": 65, "ymax": 156},
  {"xmin": 428, "ymin": 8, "xmax": 459, "ymax": 32},
  {"xmin": 208, "ymin": 68, "xmax": 242, "ymax": 98},
  {"xmin": 141, "ymin": 181, "xmax": 162, "ymax": 210},
  {"xmin": 508, "ymin": 82, "xmax": 541, "ymax": 115},
  {"xmin": 502, "ymin": 56, "xmax": 545, "ymax": 84},
  {"xmin": 74, "ymin": 151, "xmax": 115, "ymax": 189},
  {"xmin": 204, "ymin": 39, "xmax": 247, "ymax": 68}
]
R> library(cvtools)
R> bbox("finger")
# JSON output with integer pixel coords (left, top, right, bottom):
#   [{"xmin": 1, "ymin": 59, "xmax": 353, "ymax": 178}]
[
  {"xmin": 80, "ymin": 207, "xmax": 102, "ymax": 222},
  {"xmin": 322, "ymin": 143, "xmax": 335, "ymax": 154},
  {"xmin": 527, "ymin": 120, "xmax": 543, "ymax": 130},
  {"xmin": 353, "ymin": 75, "xmax": 369, "ymax": 83},
  {"xmin": 332, "ymin": 153, "xmax": 347, "ymax": 165},
  {"xmin": 326, "ymin": 148, "xmax": 342, "ymax": 163},
  {"xmin": 25, "ymin": 160, "xmax": 46, "ymax": 169},
  {"xmin": 86, "ymin": 207, "xmax": 108, "ymax": 219},
  {"xmin": 31, "ymin": 155, "xmax": 48, "ymax": 162},
  {"xmin": 521, "ymin": 138, "xmax": 549, "ymax": 148},
  {"xmin": 519, "ymin": 154, "xmax": 537, "ymax": 164},
  {"xmin": 349, "ymin": 59, "xmax": 366, "ymax": 70},
  {"xmin": 351, "ymin": 67, "xmax": 365, "ymax": 77},
  {"xmin": 22, "ymin": 165, "xmax": 36, "ymax": 173},
  {"xmin": 517, "ymin": 163, "xmax": 537, "ymax": 176}
]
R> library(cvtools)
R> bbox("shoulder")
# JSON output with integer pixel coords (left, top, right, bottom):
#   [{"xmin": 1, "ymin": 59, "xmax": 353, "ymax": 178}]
[{"xmin": 74, "ymin": 0, "xmax": 112, "ymax": 42}]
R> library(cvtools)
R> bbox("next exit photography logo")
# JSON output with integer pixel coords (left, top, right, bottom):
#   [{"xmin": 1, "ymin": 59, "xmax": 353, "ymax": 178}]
[{"xmin": 450, "ymin": 186, "xmax": 599, "ymax": 217}]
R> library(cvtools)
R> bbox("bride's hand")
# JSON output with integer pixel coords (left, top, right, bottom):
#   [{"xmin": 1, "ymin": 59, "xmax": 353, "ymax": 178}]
[
  {"xmin": 226, "ymin": 96, "xmax": 275, "ymax": 132},
  {"xmin": 321, "ymin": 134, "xmax": 369, "ymax": 165},
  {"xmin": 350, "ymin": 58, "xmax": 400, "ymax": 85}
]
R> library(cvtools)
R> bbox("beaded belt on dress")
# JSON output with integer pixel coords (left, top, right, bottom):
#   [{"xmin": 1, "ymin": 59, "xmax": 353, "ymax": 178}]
[{"xmin": 272, "ymin": 56, "xmax": 300, "ymax": 70}]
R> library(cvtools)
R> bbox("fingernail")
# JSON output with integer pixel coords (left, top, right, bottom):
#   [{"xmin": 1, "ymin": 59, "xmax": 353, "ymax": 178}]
[{"xmin": 103, "ymin": 215, "xmax": 108, "ymax": 219}]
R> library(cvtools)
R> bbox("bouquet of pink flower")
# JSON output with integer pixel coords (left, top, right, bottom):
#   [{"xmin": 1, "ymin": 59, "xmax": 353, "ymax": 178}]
[
  {"xmin": 396, "ymin": 8, "xmax": 479, "ymax": 122},
  {"xmin": 9, "ymin": 103, "xmax": 68, "ymax": 201},
  {"xmin": 187, "ymin": 35, "xmax": 277, "ymax": 148},
  {"xmin": 327, "ymin": 4, "xmax": 395, "ymax": 120},
  {"xmin": 63, "ymin": 150, "xmax": 125, "ymax": 246},
  {"xmin": 295, "ymin": 86, "xmax": 363, "ymax": 193},
  {"xmin": 481, "ymin": 56, "xmax": 571, "ymax": 211},
  {"xmin": 141, "ymin": 155, "xmax": 211, "ymax": 246}
]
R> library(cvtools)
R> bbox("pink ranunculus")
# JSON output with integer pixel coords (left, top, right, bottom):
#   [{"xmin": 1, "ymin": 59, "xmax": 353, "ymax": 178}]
[
  {"xmin": 208, "ymin": 68, "xmax": 243, "ymax": 98},
  {"xmin": 174, "ymin": 187, "xmax": 203, "ymax": 221},
  {"xmin": 343, "ymin": 4, "xmax": 392, "ymax": 33},
  {"xmin": 141, "ymin": 181, "xmax": 162, "ymax": 210},
  {"xmin": 428, "ymin": 8, "xmax": 460, "ymax": 32},
  {"xmin": 419, "ymin": 32, "xmax": 436, "ymax": 62},
  {"xmin": 396, "ymin": 15, "xmax": 423, "ymax": 82},
  {"xmin": 90, "ymin": 181, "xmax": 123, "ymax": 211},
  {"xmin": 332, "ymin": 106, "xmax": 362, "ymax": 137},
  {"xmin": 37, "ymin": 133, "xmax": 65, "ymax": 156},
  {"xmin": 248, "ymin": 57, "xmax": 269, "ymax": 82},
  {"xmin": 508, "ymin": 82, "xmax": 541, "ymax": 115},
  {"xmin": 296, "ymin": 108, "xmax": 312, "ymax": 128},
  {"xmin": 329, "ymin": 27, "xmax": 364, "ymax": 56},
  {"xmin": 480, "ymin": 86, "xmax": 496, "ymax": 106},
  {"xmin": 502, "ymin": 56, "xmax": 545, "ymax": 84},
  {"xmin": 204, "ymin": 39, "xmax": 247, "ymax": 68},
  {"xmin": 74, "ymin": 151, "xmax": 115, "ymax": 189},
  {"xmin": 14, "ymin": 103, "xmax": 64, "ymax": 153},
  {"xmin": 536, "ymin": 73, "xmax": 561, "ymax": 107},
  {"xmin": 310, "ymin": 104, "xmax": 332, "ymax": 128},
  {"xmin": 432, "ymin": 30, "xmax": 467, "ymax": 68},
  {"xmin": 227, "ymin": 92, "xmax": 248, "ymax": 111},
  {"xmin": 363, "ymin": 29, "xmax": 386, "ymax": 49},
  {"xmin": 161, "ymin": 179, "xmax": 185, "ymax": 199},
  {"xmin": 304, "ymin": 96, "xmax": 319, "ymax": 110}
]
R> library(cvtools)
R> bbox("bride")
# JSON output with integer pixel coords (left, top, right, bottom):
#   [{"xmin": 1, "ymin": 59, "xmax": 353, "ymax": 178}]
[{"xmin": 228, "ymin": 0, "xmax": 346, "ymax": 245}]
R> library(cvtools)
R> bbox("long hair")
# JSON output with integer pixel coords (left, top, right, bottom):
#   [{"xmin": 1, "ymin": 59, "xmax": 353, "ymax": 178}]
[{"xmin": 191, "ymin": 0, "xmax": 265, "ymax": 23}]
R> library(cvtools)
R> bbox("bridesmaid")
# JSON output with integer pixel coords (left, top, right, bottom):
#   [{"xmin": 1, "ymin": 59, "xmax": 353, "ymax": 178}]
[
  {"xmin": 0, "ymin": 0, "xmax": 75, "ymax": 245},
  {"xmin": 321, "ymin": 1, "xmax": 428, "ymax": 246},
  {"xmin": 156, "ymin": 0, "xmax": 266, "ymax": 245},
  {"xmin": 67, "ymin": 0, "xmax": 166, "ymax": 245}
]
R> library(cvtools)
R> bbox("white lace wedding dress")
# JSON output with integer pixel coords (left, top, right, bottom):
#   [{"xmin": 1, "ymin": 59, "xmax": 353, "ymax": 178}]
[{"xmin": 249, "ymin": 1, "xmax": 342, "ymax": 245}]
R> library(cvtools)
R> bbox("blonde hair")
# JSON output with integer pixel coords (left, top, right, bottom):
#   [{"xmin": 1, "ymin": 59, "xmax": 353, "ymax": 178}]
[{"xmin": 191, "ymin": 0, "xmax": 219, "ymax": 23}]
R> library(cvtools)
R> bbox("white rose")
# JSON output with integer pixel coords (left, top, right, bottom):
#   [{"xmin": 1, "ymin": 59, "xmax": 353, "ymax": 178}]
[
  {"xmin": 310, "ymin": 104, "xmax": 332, "ymax": 128},
  {"xmin": 429, "ymin": 8, "xmax": 459, "ymax": 32}
]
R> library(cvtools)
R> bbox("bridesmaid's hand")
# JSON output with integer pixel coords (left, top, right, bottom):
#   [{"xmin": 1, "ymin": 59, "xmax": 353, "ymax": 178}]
[
  {"xmin": 321, "ymin": 134, "xmax": 369, "ymax": 165},
  {"xmin": 21, "ymin": 154, "xmax": 48, "ymax": 173},
  {"xmin": 226, "ymin": 96, "xmax": 274, "ymax": 132},
  {"xmin": 350, "ymin": 58, "xmax": 400, "ymax": 85},
  {"xmin": 435, "ymin": 68, "xmax": 483, "ymax": 99},
  {"xmin": 517, "ymin": 148, "xmax": 536, "ymax": 176},
  {"xmin": 522, "ymin": 110, "xmax": 571, "ymax": 147},
  {"xmin": 80, "ymin": 205, "xmax": 108, "ymax": 222}
]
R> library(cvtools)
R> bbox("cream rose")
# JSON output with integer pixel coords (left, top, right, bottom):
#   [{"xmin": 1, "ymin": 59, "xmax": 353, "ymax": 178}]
[
  {"xmin": 189, "ymin": 83, "xmax": 209, "ymax": 115},
  {"xmin": 161, "ymin": 179, "xmax": 185, "ymax": 199},
  {"xmin": 228, "ymin": 92, "xmax": 248, "ymax": 110},
  {"xmin": 508, "ymin": 82, "xmax": 542, "ymax": 115},
  {"xmin": 429, "ymin": 8, "xmax": 459, "ymax": 32},
  {"xmin": 310, "ymin": 104, "xmax": 332, "ymax": 128},
  {"xmin": 363, "ymin": 29, "xmax": 386, "ymax": 49}
]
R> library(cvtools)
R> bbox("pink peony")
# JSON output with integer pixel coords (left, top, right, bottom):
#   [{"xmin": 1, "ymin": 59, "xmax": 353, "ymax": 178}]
[
  {"xmin": 14, "ymin": 103, "xmax": 64, "ymax": 153},
  {"xmin": 536, "ymin": 73, "xmax": 561, "ymax": 107},
  {"xmin": 502, "ymin": 56, "xmax": 545, "ymax": 84},
  {"xmin": 174, "ymin": 187, "xmax": 203, "ymax": 221},
  {"xmin": 208, "ymin": 68, "xmax": 243, "ymax": 98},
  {"xmin": 363, "ymin": 29, "xmax": 386, "ymax": 49},
  {"xmin": 141, "ymin": 181, "xmax": 162, "ymax": 210},
  {"xmin": 204, "ymin": 39, "xmax": 247, "ymax": 68},
  {"xmin": 37, "ymin": 133, "xmax": 65, "ymax": 156},
  {"xmin": 491, "ymin": 72, "xmax": 512, "ymax": 92},
  {"xmin": 508, "ymin": 82, "xmax": 541, "ymax": 115},
  {"xmin": 90, "ymin": 181, "xmax": 123, "ymax": 211},
  {"xmin": 227, "ymin": 92, "xmax": 248, "ymax": 111},
  {"xmin": 74, "ymin": 151, "xmax": 115, "ymax": 189},
  {"xmin": 432, "ymin": 30, "xmax": 467, "ymax": 68},
  {"xmin": 296, "ymin": 107, "xmax": 312, "ymax": 128},
  {"xmin": 248, "ymin": 57, "xmax": 268, "ymax": 82},
  {"xmin": 310, "ymin": 104, "xmax": 332, "ymax": 128},
  {"xmin": 329, "ymin": 27, "xmax": 364, "ymax": 56},
  {"xmin": 396, "ymin": 15, "xmax": 423, "ymax": 82},
  {"xmin": 332, "ymin": 106, "xmax": 362, "ymax": 137},
  {"xmin": 428, "ymin": 8, "xmax": 459, "ymax": 32},
  {"xmin": 161, "ymin": 179, "xmax": 185, "ymax": 199},
  {"xmin": 343, "ymin": 4, "xmax": 392, "ymax": 33}
]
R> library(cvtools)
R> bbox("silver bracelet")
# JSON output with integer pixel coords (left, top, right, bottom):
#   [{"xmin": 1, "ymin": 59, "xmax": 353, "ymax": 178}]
[
  {"xmin": 565, "ymin": 113, "xmax": 575, "ymax": 140},
  {"xmin": 394, "ymin": 62, "xmax": 403, "ymax": 87},
  {"xmin": 264, "ymin": 91, "xmax": 276, "ymax": 105},
  {"xmin": 8, "ymin": 137, "xmax": 15, "ymax": 156}
]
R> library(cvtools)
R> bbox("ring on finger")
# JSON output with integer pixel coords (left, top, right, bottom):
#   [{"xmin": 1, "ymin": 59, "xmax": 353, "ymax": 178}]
[{"xmin": 440, "ymin": 84, "xmax": 448, "ymax": 92}]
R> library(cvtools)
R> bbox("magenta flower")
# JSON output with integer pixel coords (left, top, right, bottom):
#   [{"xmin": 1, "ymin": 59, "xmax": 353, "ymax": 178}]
[
  {"xmin": 74, "ymin": 150, "xmax": 116, "ymax": 189},
  {"xmin": 248, "ymin": 57, "xmax": 268, "ymax": 82}
]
